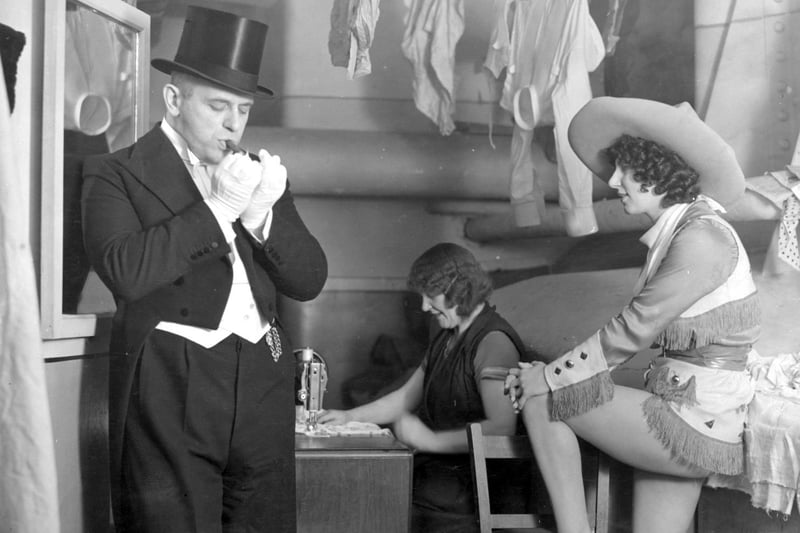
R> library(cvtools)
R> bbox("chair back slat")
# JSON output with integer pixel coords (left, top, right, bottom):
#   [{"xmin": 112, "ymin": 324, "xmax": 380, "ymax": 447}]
[{"xmin": 467, "ymin": 422, "xmax": 542, "ymax": 533}]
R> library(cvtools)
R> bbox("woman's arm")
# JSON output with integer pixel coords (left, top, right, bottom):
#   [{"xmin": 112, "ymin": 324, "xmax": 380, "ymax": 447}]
[
  {"xmin": 395, "ymin": 331, "xmax": 520, "ymax": 453},
  {"xmin": 317, "ymin": 366, "xmax": 425, "ymax": 425},
  {"xmin": 598, "ymin": 217, "xmax": 737, "ymax": 367},
  {"xmin": 515, "ymin": 216, "xmax": 741, "ymax": 419},
  {"xmin": 475, "ymin": 332, "xmax": 520, "ymax": 436}
]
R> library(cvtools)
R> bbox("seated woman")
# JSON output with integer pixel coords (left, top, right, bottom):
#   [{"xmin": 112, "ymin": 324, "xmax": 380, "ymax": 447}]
[
  {"xmin": 318, "ymin": 242, "xmax": 532, "ymax": 532},
  {"xmin": 506, "ymin": 97, "xmax": 760, "ymax": 533}
]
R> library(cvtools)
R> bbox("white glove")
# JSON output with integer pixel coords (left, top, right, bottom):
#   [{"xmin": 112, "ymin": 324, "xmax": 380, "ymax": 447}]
[
  {"xmin": 207, "ymin": 153, "xmax": 262, "ymax": 223},
  {"xmin": 240, "ymin": 149, "xmax": 288, "ymax": 230}
]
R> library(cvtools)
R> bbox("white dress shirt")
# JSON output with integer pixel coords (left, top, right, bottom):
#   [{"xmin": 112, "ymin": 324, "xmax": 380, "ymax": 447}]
[{"xmin": 155, "ymin": 119, "xmax": 274, "ymax": 348}]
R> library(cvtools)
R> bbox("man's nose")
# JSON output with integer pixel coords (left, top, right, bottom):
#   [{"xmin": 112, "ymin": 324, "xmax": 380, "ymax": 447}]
[{"xmin": 224, "ymin": 111, "xmax": 245, "ymax": 132}]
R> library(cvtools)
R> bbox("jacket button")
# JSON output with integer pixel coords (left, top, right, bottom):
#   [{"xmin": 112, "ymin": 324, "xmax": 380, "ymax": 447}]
[
  {"xmin": 180, "ymin": 308, "xmax": 189, "ymax": 317},
  {"xmin": 211, "ymin": 242, "xmax": 219, "ymax": 248},
  {"xmin": 565, "ymin": 360, "xmax": 574, "ymax": 369},
  {"xmin": 554, "ymin": 367, "xmax": 561, "ymax": 375}
]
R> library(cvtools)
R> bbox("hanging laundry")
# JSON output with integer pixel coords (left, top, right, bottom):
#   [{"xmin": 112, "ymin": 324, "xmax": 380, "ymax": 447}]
[
  {"xmin": 401, "ymin": 0, "xmax": 465, "ymax": 135},
  {"xmin": 485, "ymin": 0, "xmax": 605, "ymax": 236},
  {"xmin": 0, "ymin": 56, "xmax": 60, "ymax": 533},
  {"xmin": 601, "ymin": 0, "xmax": 630, "ymax": 56},
  {"xmin": 65, "ymin": 5, "xmax": 136, "ymax": 150},
  {"xmin": 329, "ymin": 0, "xmax": 352, "ymax": 68},
  {"xmin": 328, "ymin": 0, "xmax": 381, "ymax": 80},
  {"xmin": 748, "ymin": 169, "xmax": 800, "ymax": 274}
]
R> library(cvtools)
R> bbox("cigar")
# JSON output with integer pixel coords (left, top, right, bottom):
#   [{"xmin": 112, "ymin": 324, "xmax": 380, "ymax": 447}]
[{"xmin": 225, "ymin": 140, "xmax": 247, "ymax": 155}]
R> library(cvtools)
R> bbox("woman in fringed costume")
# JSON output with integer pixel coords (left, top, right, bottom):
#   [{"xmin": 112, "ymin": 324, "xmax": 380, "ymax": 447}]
[{"xmin": 506, "ymin": 97, "xmax": 760, "ymax": 533}]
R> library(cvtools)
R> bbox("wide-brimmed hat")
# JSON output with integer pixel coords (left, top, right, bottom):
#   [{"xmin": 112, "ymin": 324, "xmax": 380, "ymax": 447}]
[
  {"xmin": 568, "ymin": 97, "xmax": 745, "ymax": 207},
  {"xmin": 151, "ymin": 6, "xmax": 273, "ymax": 97}
]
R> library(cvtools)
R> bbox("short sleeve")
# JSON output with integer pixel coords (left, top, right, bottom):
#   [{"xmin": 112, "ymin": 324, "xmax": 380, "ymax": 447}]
[{"xmin": 473, "ymin": 331, "xmax": 522, "ymax": 387}]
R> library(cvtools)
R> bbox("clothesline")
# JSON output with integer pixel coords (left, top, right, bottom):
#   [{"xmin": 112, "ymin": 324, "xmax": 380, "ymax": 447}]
[{"xmin": 327, "ymin": 0, "xmax": 630, "ymax": 236}]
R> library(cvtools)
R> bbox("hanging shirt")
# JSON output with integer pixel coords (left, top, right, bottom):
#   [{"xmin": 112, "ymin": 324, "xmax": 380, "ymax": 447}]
[
  {"xmin": 64, "ymin": 5, "xmax": 135, "ymax": 149},
  {"xmin": 154, "ymin": 120, "xmax": 275, "ymax": 348},
  {"xmin": 401, "ymin": 0, "xmax": 465, "ymax": 135},
  {"xmin": 485, "ymin": 0, "xmax": 605, "ymax": 236}
]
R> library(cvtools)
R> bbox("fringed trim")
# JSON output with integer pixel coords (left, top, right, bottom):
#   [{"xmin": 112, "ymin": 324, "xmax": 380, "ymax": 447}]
[
  {"xmin": 656, "ymin": 293, "xmax": 761, "ymax": 351},
  {"xmin": 550, "ymin": 370, "xmax": 614, "ymax": 421},
  {"xmin": 644, "ymin": 365, "xmax": 698, "ymax": 408},
  {"xmin": 642, "ymin": 396, "xmax": 744, "ymax": 475}
]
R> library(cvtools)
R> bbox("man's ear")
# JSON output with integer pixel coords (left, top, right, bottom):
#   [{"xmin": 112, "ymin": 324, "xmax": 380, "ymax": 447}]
[{"xmin": 163, "ymin": 83, "xmax": 181, "ymax": 116}]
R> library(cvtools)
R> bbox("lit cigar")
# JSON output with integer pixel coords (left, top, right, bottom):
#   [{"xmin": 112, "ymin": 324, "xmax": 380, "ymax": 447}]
[{"xmin": 224, "ymin": 140, "xmax": 247, "ymax": 154}]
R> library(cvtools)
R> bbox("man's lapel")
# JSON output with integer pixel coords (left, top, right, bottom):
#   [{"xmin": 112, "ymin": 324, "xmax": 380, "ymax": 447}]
[{"xmin": 132, "ymin": 126, "xmax": 203, "ymax": 214}]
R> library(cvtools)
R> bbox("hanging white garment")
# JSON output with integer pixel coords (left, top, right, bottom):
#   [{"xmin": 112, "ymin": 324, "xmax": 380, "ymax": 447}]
[
  {"xmin": 0, "ymin": 60, "xmax": 60, "ymax": 533},
  {"xmin": 402, "ymin": 0, "xmax": 465, "ymax": 135},
  {"xmin": 486, "ymin": 0, "xmax": 605, "ymax": 235},
  {"xmin": 65, "ymin": 7, "xmax": 135, "ymax": 149}
]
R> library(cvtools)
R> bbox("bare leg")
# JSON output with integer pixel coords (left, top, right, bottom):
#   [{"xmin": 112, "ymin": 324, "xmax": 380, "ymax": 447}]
[
  {"xmin": 633, "ymin": 471, "xmax": 704, "ymax": 533},
  {"xmin": 522, "ymin": 393, "xmax": 591, "ymax": 533},
  {"xmin": 521, "ymin": 385, "xmax": 709, "ymax": 533}
]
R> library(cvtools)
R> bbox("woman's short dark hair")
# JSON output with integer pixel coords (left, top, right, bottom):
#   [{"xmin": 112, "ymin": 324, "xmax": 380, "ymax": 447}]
[
  {"xmin": 604, "ymin": 134, "xmax": 700, "ymax": 207},
  {"xmin": 407, "ymin": 243, "xmax": 492, "ymax": 317}
]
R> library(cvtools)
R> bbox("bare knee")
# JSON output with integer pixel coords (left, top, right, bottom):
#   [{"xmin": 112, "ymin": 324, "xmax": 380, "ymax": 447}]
[{"xmin": 520, "ymin": 393, "xmax": 549, "ymax": 433}]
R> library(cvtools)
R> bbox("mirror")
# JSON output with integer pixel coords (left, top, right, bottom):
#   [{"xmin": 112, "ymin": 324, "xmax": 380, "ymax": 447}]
[{"xmin": 41, "ymin": 0, "xmax": 149, "ymax": 339}]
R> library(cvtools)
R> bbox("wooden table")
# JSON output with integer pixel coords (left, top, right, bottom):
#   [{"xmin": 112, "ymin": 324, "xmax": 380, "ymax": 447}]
[{"xmin": 295, "ymin": 434, "xmax": 413, "ymax": 533}]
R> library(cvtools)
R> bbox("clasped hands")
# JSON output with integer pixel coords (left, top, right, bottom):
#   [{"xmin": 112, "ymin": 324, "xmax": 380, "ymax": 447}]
[
  {"xmin": 207, "ymin": 148, "xmax": 287, "ymax": 227},
  {"xmin": 504, "ymin": 361, "xmax": 549, "ymax": 413}
]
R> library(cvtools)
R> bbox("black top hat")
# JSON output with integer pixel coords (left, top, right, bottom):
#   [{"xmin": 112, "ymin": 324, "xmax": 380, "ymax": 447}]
[{"xmin": 151, "ymin": 5, "xmax": 273, "ymax": 97}]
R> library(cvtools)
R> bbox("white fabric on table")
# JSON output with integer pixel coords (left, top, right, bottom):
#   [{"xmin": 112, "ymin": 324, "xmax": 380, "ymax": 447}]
[
  {"xmin": 707, "ymin": 352, "xmax": 800, "ymax": 516},
  {"xmin": 296, "ymin": 420, "xmax": 392, "ymax": 438}
]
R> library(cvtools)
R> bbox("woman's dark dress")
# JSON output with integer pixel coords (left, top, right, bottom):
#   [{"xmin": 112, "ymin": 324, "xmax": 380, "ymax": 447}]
[{"xmin": 411, "ymin": 304, "xmax": 529, "ymax": 532}]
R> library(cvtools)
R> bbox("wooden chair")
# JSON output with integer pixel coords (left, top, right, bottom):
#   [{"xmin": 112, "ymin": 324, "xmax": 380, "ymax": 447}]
[
  {"xmin": 467, "ymin": 422, "xmax": 549, "ymax": 532},
  {"xmin": 467, "ymin": 422, "xmax": 611, "ymax": 533}
]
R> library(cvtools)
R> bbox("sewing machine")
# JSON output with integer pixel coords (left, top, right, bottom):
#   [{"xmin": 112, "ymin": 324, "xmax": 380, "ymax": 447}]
[{"xmin": 295, "ymin": 347, "xmax": 328, "ymax": 432}]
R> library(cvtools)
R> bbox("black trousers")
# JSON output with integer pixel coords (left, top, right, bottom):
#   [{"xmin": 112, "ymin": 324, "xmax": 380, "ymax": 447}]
[{"xmin": 117, "ymin": 329, "xmax": 296, "ymax": 533}]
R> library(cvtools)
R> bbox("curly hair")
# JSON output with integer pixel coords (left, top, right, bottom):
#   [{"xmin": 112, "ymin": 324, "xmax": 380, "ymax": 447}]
[
  {"xmin": 407, "ymin": 243, "xmax": 492, "ymax": 317},
  {"xmin": 603, "ymin": 134, "xmax": 700, "ymax": 207}
]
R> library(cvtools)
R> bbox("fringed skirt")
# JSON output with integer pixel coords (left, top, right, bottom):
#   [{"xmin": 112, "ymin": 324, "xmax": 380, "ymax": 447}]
[{"xmin": 643, "ymin": 357, "xmax": 755, "ymax": 475}]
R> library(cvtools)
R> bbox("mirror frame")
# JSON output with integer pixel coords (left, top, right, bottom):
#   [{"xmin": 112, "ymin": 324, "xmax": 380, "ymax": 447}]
[{"xmin": 40, "ymin": 0, "xmax": 150, "ymax": 340}]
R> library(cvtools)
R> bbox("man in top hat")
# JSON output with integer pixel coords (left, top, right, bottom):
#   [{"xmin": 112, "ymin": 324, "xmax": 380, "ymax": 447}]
[{"xmin": 81, "ymin": 6, "xmax": 327, "ymax": 532}]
